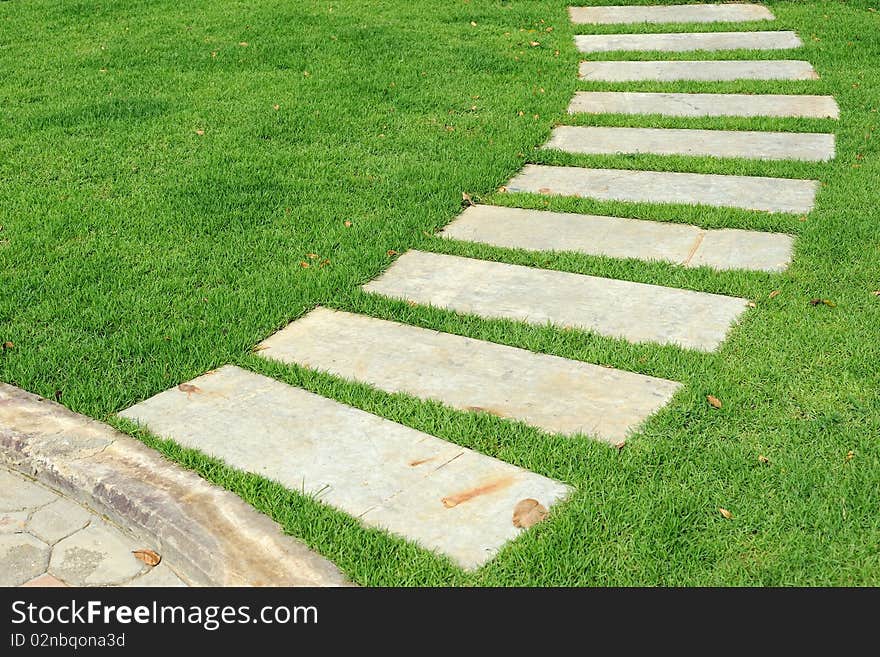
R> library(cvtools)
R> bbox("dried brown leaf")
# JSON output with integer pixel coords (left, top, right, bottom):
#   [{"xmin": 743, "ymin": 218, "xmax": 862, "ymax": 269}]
[
  {"xmin": 846, "ymin": 450, "xmax": 855, "ymax": 462},
  {"xmin": 132, "ymin": 549, "xmax": 161, "ymax": 567},
  {"xmin": 343, "ymin": 220, "xmax": 352, "ymax": 227},
  {"xmin": 768, "ymin": 290, "xmax": 780, "ymax": 299},
  {"xmin": 299, "ymin": 261, "xmax": 310, "ymax": 268},
  {"xmin": 307, "ymin": 253, "xmax": 319, "ymax": 259},
  {"xmin": 2, "ymin": 341, "xmax": 12, "ymax": 350},
  {"xmin": 707, "ymin": 395, "xmax": 723, "ymax": 409},
  {"xmin": 512, "ymin": 498, "xmax": 548, "ymax": 529},
  {"xmin": 461, "ymin": 191, "xmax": 475, "ymax": 206},
  {"xmin": 758, "ymin": 455, "xmax": 770, "ymax": 465},
  {"xmin": 386, "ymin": 249, "xmax": 398, "ymax": 256},
  {"xmin": 178, "ymin": 383, "xmax": 201, "ymax": 394},
  {"xmin": 195, "ymin": 129, "xmax": 205, "ymax": 136},
  {"xmin": 719, "ymin": 508, "xmax": 733, "ymax": 520}
]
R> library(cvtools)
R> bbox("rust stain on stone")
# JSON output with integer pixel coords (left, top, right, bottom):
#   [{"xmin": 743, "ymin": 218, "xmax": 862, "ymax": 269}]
[
  {"xmin": 464, "ymin": 405, "xmax": 505, "ymax": 417},
  {"xmin": 408, "ymin": 457, "xmax": 435, "ymax": 467},
  {"xmin": 442, "ymin": 476, "xmax": 514, "ymax": 508},
  {"xmin": 178, "ymin": 383, "xmax": 202, "ymax": 395}
]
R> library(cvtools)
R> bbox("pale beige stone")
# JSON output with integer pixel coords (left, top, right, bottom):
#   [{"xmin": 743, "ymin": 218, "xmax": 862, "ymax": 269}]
[
  {"xmin": 575, "ymin": 31, "xmax": 800, "ymax": 53},
  {"xmin": 579, "ymin": 60, "xmax": 819, "ymax": 82},
  {"xmin": 569, "ymin": 4, "xmax": 774, "ymax": 24}
]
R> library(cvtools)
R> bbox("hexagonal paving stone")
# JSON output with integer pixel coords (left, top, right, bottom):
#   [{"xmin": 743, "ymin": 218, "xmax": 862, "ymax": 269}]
[
  {"xmin": 28, "ymin": 498, "xmax": 92, "ymax": 545},
  {"xmin": 0, "ymin": 469, "xmax": 57, "ymax": 512},
  {"xmin": 49, "ymin": 521, "xmax": 147, "ymax": 586},
  {"xmin": 0, "ymin": 534, "xmax": 51, "ymax": 586}
]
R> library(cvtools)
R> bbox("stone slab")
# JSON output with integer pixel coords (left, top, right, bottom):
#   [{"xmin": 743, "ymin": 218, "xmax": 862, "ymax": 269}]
[
  {"xmin": 579, "ymin": 60, "xmax": 819, "ymax": 82},
  {"xmin": 567, "ymin": 91, "xmax": 840, "ymax": 119},
  {"xmin": 256, "ymin": 308, "xmax": 681, "ymax": 442},
  {"xmin": 0, "ymin": 382, "xmax": 350, "ymax": 586},
  {"xmin": 569, "ymin": 4, "xmax": 774, "ymax": 25},
  {"xmin": 575, "ymin": 31, "xmax": 800, "ymax": 53},
  {"xmin": 440, "ymin": 205, "xmax": 794, "ymax": 272},
  {"xmin": 120, "ymin": 365, "xmax": 572, "ymax": 570},
  {"xmin": 0, "ymin": 468, "xmax": 57, "ymax": 511},
  {"xmin": 544, "ymin": 125, "xmax": 835, "ymax": 162},
  {"xmin": 505, "ymin": 164, "xmax": 818, "ymax": 214},
  {"xmin": 364, "ymin": 250, "xmax": 748, "ymax": 351},
  {"xmin": 0, "ymin": 534, "xmax": 50, "ymax": 586},
  {"xmin": 49, "ymin": 520, "xmax": 147, "ymax": 586},
  {"xmin": 27, "ymin": 498, "xmax": 93, "ymax": 545}
]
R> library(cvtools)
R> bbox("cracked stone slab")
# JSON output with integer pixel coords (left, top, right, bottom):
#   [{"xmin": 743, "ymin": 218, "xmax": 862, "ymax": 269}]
[
  {"xmin": 440, "ymin": 205, "xmax": 794, "ymax": 272},
  {"xmin": 0, "ymin": 534, "xmax": 50, "ymax": 586},
  {"xmin": 28, "ymin": 498, "xmax": 93, "ymax": 545},
  {"xmin": 256, "ymin": 308, "xmax": 682, "ymax": 442},
  {"xmin": 579, "ymin": 60, "xmax": 819, "ymax": 82},
  {"xmin": 575, "ymin": 31, "xmax": 801, "ymax": 53},
  {"xmin": 0, "ymin": 510, "xmax": 29, "ymax": 534},
  {"xmin": 126, "ymin": 562, "xmax": 188, "ymax": 587},
  {"xmin": 569, "ymin": 3, "xmax": 774, "ymax": 24},
  {"xmin": 364, "ymin": 250, "xmax": 748, "ymax": 351},
  {"xmin": 544, "ymin": 126, "xmax": 835, "ymax": 162},
  {"xmin": 120, "ymin": 365, "xmax": 572, "ymax": 570},
  {"xmin": 505, "ymin": 164, "xmax": 819, "ymax": 214},
  {"xmin": 49, "ymin": 520, "xmax": 147, "ymax": 586},
  {"xmin": 0, "ymin": 382, "xmax": 350, "ymax": 586},
  {"xmin": 567, "ymin": 91, "xmax": 840, "ymax": 119},
  {"xmin": 0, "ymin": 468, "xmax": 57, "ymax": 511}
]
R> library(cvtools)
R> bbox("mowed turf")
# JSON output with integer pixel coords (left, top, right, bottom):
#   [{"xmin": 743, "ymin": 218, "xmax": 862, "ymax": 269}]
[{"xmin": 1, "ymin": 0, "xmax": 879, "ymax": 586}]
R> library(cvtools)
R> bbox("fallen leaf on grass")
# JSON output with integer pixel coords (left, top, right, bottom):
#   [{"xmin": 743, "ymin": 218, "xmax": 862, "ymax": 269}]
[
  {"xmin": 872, "ymin": 290, "xmax": 880, "ymax": 296},
  {"xmin": 178, "ymin": 383, "xmax": 201, "ymax": 394},
  {"xmin": 461, "ymin": 191, "xmax": 475, "ymax": 206},
  {"xmin": 707, "ymin": 395, "xmax": 723, "ymax": 409},
  {"xmin": 513, "ymin": 498, "xmax": 548, "ymax": 529},
  {"xmin": 343, "ymin": 220, "xmax": 352, "ymax": 227},
  {"xmin": 810, "ymin": 298, "xmax": 836, "ymax": 307},
  {"xmin": 529, "ymin": 41, "xmax": 540, "ymax": 47},
  {"xmin": 747, "ymin": 301, "xmax": 757, "ymax": 308},
  {"xmin": 845, "ymin": 450, "xmax": 855, "ymax": 462},
  {"xmin": 758, "ymin": 455, "xmax": 771, "ymax": 465},
  {"xmin": 769, "ymin": 290, "xmax": 780, "ymax": 299},
  {"xmin": 299, "ymin": 261, "xmax": 310, "ymax": 268},
  {"xmin": 306, "ymin": 253, "xmax": 319, "ymax": 259},
  {"xmin": 238, "ymin": 41, "xmax": 248, "ymax": 47},
  {"xmin": 1, "ymin": 341, "xmax": 12, "ymax": 351},
  {"xmin": 386, "ymin": 249, "xmax": 398, "ymax": 256},
  {"xmin": 194, "ymin": 129, "xmax": 205, "ymax": 136},
  {"xmin": 719, "ymin": 508, "xmax": 733, "ymax": 519},
  {"xmin": 614, "ymin": 440, "xmax": 626, "ymax": 451},
  {"xmin": 273, "ymin": 104, "xmax": 280, "ymax": 111},
  {"xmin": 132, "ymin": 549, "xmax": 161, "ymax": 567}
]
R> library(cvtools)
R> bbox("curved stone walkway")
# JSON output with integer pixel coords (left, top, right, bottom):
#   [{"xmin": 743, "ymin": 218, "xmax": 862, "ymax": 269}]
[{"xmin": 118, "ymin": 3, "xmax": 840, "ymax": 574}]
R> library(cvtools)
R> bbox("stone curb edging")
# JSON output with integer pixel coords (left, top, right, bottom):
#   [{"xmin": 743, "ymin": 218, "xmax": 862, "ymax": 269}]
[{"xmin": 0, "ymin": 383, "xmax": 352, "ymax": 587}]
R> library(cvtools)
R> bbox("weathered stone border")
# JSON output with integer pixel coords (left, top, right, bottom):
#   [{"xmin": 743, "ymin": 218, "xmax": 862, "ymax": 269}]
[{"xmin": 0, "ymin": 383, "xmax": 351, "ymax": 587}]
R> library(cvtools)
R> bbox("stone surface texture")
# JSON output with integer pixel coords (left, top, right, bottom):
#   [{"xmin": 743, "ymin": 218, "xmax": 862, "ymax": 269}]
[
  {"xmin": 569, "ymin": 3, "xmax": 774, "ymax": 24},
  {"xmin": 0, "ymin": 382, "xmax": 350, "ymax": 586},
  {"xmin": 567, "ymin": 91, "xmax": 840, "ymax": 119},
  {"xmin": 364, "ymin": 250, "xmax": 749, "ymax": 351},
  {"xmin": 574, "ymin": 31, "xmax": 801, "ymax": 53},
  {"xmin": 440, "ymin": 205, "xmax": 794, "ymax": 272},
  {"xmin": 579, "ymin": 60, "xmax": 819, "ymax": 82},
  {"xmin": 505, "ymin": 164, "xmax": 819, "ymax": 214},
  {"xmin": 256, "ymin": 307, "xmax": 682, "ymax": 442},
  {"xmin": 121, "ymin": 366, "xmax": 572, "ymax": 570},
  {"xmin": 544, "ymin": 125, "xmax": 835, "ymax": 162}
]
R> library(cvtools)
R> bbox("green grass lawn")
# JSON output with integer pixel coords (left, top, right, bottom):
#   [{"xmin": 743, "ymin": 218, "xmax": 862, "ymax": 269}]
[{"xmin": 2, "ymin": 0, "xmax": 879, "ymax": 585}]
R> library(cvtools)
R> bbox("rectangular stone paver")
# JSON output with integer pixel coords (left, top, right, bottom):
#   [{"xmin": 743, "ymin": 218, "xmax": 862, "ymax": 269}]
[
  {"xmin": 121, "ymin": 365, "xmax": 571, "ymax": 570},
  {"xmin": 505, "ymin": 164, "xmax": 819, "ymax": 214},
  {"xmin": 363, "ymin": 251, "xmax": 748, "ymax": 351},
  {"xmin": 579, "ymin": 60, "xmax": 819, "ymax": 82},
  {"xmin": 567, "ymin": 91, "xmax": 840, "ymax": 119},
  {"xmin": 575, "ymin": 31, "xmax": 801, "ymax": 53},
  {"xmin": 257, "ymin": 308, "xmax": 681, "ymax": 442},
  {"xmin": 544, "ymin": 126, "xmax": 835, "ymax": 162},
  {"xmin": 569, "ymin": 4, "xmax": 774, "ymax": 24},
  {"xmin": 440, "ymin": 205, "xmax": 794, "ymax": 272}
]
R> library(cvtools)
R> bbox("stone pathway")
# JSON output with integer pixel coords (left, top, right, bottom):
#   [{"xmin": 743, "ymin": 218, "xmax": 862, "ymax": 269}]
[
  {"xmin": 113, "ymin": 3, "xmax": 839, "ymax": 573},
  {"xmin": 0, "ymin": 467, "xmax": 187, "ymax": 587}
]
